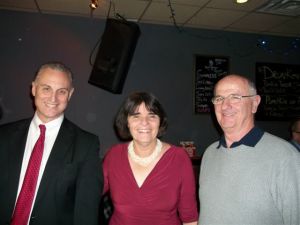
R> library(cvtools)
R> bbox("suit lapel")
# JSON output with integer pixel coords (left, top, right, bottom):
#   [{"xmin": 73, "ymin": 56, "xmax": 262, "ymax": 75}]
[
  {"xmin": 34, "ymin": 119, "xmax": 75, "ymax": 204},
  {"xmin": 7, "ymin": 119, "xmax": 31, "ymax": 209}
]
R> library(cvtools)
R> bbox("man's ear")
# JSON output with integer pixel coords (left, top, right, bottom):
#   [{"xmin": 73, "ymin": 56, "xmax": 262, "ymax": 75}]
[
  {"xmin": 31, "ymin": 82, "xmax": 36, "ymax": 97},
  {"xmin": 252, "ymin": 95, "xmax": 261, "ymax": 113},
  {"xmin": 68, "ymin": 88, "xmax": 74, "ymax": 101}
]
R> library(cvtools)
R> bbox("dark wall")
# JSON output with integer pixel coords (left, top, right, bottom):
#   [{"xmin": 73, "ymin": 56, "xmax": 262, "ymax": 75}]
[{"xmin": 0, "ymin": 9, "xmax": 299, "ymax": 156}]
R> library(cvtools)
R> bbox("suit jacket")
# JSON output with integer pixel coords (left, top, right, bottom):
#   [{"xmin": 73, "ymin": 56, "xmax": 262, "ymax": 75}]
[{"xmin": 0, "ymin": 118, "xmax": 103, "ymax": 225}]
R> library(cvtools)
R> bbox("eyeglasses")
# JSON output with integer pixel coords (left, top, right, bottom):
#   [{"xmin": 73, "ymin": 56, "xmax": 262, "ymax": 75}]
[{"xmin": 211, "ymin": 94, "xmax": 256, "ymax": 105}]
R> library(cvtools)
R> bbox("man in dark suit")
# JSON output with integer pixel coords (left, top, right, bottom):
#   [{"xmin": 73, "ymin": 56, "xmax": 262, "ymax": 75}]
[{"xmin": 0, "ymin": 62, "xmax": 103, "ymax": 225}]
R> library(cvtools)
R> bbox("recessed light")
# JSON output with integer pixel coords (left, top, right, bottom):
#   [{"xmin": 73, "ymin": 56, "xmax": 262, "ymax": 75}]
[
  {"xmin": 89, "ymin": 0, "xmax": 99, "ymax": 9},
  {"xmin": 236, "ymin": 0, "xmax": 249, "ymax": 3}
]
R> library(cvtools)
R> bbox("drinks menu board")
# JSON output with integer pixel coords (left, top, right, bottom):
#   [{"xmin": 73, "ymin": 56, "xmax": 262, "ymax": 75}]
[
  {"xmin": 256, "ymin": 62, "xmax": 300, "ymax": 120},
  {"xmin": 194, "ymin": 55, "xmax": 229, "ymax": 114}
]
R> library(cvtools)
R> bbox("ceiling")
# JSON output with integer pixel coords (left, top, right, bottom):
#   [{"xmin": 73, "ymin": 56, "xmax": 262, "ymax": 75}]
[{"xmin": 1, "ymin": 0, "xmax": 300, "ymax": 37}]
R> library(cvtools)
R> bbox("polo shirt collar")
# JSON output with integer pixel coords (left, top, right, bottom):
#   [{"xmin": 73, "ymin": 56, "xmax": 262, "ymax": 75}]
[{"xmin": 218, "ymin": 126, "xmax": 264, "ymax": 149}]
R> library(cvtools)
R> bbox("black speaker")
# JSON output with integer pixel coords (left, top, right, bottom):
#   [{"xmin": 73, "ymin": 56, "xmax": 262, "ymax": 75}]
[{"xmin": 88, "ymin": 18, "xmax": 141, "ymax": 94}]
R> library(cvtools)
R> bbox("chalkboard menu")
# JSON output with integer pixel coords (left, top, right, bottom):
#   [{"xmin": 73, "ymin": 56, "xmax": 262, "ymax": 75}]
[
  {"xmin": 194, "ymin": 55, "xmax": 229, "ymax": 113},
  {"xmin": 256, "ymin": 62, "xmax": 300, "ymax": 120}
]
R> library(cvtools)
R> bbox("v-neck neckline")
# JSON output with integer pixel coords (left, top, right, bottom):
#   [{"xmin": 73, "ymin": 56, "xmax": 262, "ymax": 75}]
[{"xmin": 125, "ymin": 143, "xmax": 173, "ymax": 189}]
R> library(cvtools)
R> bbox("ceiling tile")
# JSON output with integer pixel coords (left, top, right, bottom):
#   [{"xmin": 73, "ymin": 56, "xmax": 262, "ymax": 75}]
[
  {"xmin": 186, "ymin": 8, "xmax": 246, "ymax": 29},
  {"xmin": 140, "ymin": 1, "xmax": 199, "ymax": 24},
  {"xmin": 171, "ymin": 0, "xmax": 210, "ymax": 7},
  {"xmin": 0, "ymin": 0, "xmax": 299, "ymax": 37},
  {"xmin": 229, "ymin": 12, "xmax": 291, "ymax": 32},
  {"xmin": 0, "ymin": 0, "xmax": 38, "ymax": 12},
  {"xmin": 38, "ymin": 0, "xmax": 91, "ymax": 15},
  {"xmin": 206, "ymin": 0, "xmax": 270, "ymax": 11},
  {"xmin": 106, "ymin": 0, "xmax": 151, "ymax": 20}
]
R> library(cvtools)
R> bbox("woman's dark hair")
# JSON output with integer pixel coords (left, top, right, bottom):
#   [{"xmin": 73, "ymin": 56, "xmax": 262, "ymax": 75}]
[{"xmin": 115, "ymin": 92, "xmax": 168, "ymax": 140}]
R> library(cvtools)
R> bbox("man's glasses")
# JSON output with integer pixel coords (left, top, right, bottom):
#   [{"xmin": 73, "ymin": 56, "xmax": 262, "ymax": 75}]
[{"xmin": 211, "ymin": 94, "xmax": 256, "ymax": 105}]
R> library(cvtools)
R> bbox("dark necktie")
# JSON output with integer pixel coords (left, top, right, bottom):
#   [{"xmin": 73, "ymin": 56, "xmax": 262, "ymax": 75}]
[{"xmin": 10, "ymin": 124, "xmax": 46, "ymax": 225}]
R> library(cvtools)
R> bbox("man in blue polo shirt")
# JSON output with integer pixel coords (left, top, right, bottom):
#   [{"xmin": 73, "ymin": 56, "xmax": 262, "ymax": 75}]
[{"xmin": 198, "ymin": 74, "xmax": 300, "ymax": 225}]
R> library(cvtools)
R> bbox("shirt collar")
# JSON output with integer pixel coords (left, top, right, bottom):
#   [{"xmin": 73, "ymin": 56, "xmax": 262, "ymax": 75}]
[
  {"xmin": 33, "ymin": 112, "xmax": 64, "ymax": 130},
  {"xmin": 217, "ymin": 126, "xmax": 264, "ymax": 149}
]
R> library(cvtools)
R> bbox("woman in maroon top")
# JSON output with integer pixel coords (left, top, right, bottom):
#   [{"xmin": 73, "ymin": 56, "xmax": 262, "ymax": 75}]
[{"xmin": 103, "ymin": 92, "xmax": 198, "ymax": 225}]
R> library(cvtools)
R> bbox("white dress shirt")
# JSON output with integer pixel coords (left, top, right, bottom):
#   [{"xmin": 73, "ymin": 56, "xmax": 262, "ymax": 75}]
[{"xmin": 15, "ymin": 113, "xmax": 63, "ymax": 224}]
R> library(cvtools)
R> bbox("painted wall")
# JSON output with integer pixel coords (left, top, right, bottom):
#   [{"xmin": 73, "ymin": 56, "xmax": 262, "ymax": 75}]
[{"xmin": 1, "ymin": 9, "xmax": 299, "ymax": 156}]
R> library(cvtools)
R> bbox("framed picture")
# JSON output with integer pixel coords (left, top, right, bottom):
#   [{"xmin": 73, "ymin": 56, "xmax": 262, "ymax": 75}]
[
  {"xmin": 194, "ymin": 55, "xmax": 229, "ymax": 114},
  {"xmin": 256, "ymin": 62, "xmax": 300, "ymax": 120}
]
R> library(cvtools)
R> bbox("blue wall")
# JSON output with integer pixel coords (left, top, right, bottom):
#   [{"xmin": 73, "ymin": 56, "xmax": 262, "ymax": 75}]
[{"xmin": 1, "ymin": 9, "xmax": 299, "ymax": 156}]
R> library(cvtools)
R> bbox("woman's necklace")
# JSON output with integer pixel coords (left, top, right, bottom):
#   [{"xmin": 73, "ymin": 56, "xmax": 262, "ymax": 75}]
[{"xmin": 128, "ymin": 139, "xmax": 162, "ymax": 167}]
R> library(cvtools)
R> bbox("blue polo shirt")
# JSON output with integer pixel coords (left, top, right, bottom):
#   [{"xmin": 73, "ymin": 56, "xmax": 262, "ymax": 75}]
[{"xmin": 218, "ymin": 126, "xmax": 264, "ymax": 148}]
